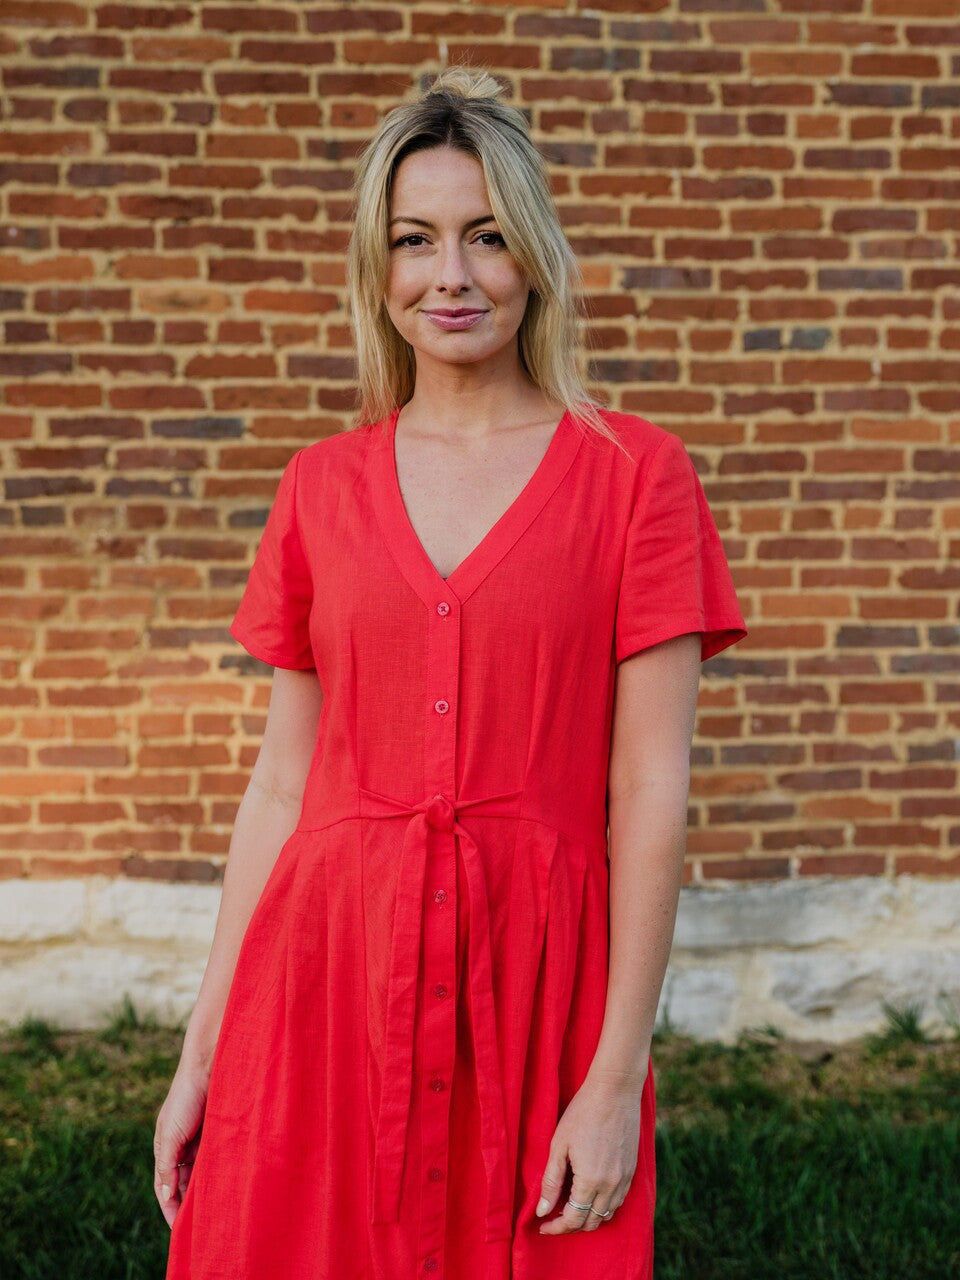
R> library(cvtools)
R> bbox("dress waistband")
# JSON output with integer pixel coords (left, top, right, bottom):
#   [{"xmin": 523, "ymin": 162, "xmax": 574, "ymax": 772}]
[{"xmin": 352, "ymin": 784, "xmax": 523, "ymax": 1245}]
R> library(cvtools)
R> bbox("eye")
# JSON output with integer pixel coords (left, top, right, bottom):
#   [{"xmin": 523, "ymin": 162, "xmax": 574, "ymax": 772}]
[{"xmin": 390, "ymin": 231, "xmax": 506, "ymax": 249}]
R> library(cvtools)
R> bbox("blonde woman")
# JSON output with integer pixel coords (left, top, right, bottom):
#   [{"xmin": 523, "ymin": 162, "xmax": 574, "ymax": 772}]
[{"xmin": 157, "ymin": 65, "xmax": 747, "ymax": 1280}]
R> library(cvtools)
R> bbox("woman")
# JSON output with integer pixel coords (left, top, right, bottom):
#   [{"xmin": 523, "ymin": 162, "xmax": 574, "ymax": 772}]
[{"xmin": 157, "ymin": 65, "xmax": 748, "ymax": 1279}]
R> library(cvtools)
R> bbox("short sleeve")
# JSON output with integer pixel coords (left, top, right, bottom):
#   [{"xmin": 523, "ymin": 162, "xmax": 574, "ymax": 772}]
[
  {"xmin": 615, "ymin": 431, "xmax": 748, "ymax": 664},
  {"xmin": 228, "ymin": 449, "xmax": 315, "ymax": 670}
]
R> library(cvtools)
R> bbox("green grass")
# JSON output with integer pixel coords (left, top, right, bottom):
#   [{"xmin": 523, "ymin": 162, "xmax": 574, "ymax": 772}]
[
  {"xmin": 1, "ymin": 996, "xmax": 958, "ymax": 1278},
  {"xmin": 650, "ymin": 1011, "xmax": 960, "ymax": 1279}
]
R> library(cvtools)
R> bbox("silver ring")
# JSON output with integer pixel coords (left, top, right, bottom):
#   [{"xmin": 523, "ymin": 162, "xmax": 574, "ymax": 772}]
[
  {"xmin": 567, "ymin": 1197, "xmax": 594, "ymax": 1212},
  {"xmin": 590, "ymin": 1205, "xmax": 613, "ymax": 1219}
]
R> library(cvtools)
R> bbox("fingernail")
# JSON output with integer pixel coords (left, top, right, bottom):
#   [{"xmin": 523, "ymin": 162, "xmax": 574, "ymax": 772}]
[
  {"xmin": 161, "ymin": 1184, "xmax": 170, "ymax": 1200},
  {"xmin": 536, "ymin": 1196, "xmax": 550, "ymax": 1216}
]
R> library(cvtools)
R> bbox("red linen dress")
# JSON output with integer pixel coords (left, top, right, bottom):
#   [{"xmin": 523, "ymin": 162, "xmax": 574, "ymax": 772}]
[{"xmin": 165, "ymin": 404, "xmax": 748, "ymax": 1280}]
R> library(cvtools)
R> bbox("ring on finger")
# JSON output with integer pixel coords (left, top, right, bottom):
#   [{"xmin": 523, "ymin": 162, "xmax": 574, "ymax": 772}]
[
  {"xmin": 568, "ymin": 1195, "xmax": 613, "ymax": 1222},
  {"xmin": 567, "ymin": 1197, "xmax": 593, "ymax": 1213}
]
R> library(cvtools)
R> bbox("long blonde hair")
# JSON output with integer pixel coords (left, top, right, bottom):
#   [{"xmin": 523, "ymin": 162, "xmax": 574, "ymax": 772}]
[{"xmin": 345, "ymin": 64, "xmax": 626, "ymax": 451}]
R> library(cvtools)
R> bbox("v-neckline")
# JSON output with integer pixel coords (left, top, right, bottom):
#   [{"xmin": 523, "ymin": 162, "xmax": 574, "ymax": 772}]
[{"xmin": 372, "ymin": 403, "xmax": 583, "ymax": 607}]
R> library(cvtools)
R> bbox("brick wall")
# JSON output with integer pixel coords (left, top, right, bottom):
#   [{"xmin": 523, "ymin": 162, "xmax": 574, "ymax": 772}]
[{"xmin": 1, "ymin": 4, "xmax": 957, "ymax": 920}]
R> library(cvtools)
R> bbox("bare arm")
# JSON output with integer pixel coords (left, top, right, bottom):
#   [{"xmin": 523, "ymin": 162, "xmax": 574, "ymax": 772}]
[
  {"xmin": 179, "ymin": 666, "xmax": 324, "ymax": 1080},
  {"xmin": 586, "ymin": 631, "xmax": 702, "ymax": 1089}
]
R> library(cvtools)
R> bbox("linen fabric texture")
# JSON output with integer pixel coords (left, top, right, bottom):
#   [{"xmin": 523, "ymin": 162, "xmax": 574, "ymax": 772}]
[{"xmin": 165, "ymin": 405, "xmax": 748, "ymax": 1280}]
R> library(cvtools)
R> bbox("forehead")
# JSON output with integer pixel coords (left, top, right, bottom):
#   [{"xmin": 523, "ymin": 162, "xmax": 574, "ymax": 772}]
[{"xmin": 389, "ymin": 147, "xmax": 488, "ymax": 203}]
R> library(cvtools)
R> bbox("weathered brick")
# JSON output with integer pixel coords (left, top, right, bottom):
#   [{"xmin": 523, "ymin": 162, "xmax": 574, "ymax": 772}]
[{"xmin": 0, "ymin": 9, "xmax": 956, "ymax": 1041}]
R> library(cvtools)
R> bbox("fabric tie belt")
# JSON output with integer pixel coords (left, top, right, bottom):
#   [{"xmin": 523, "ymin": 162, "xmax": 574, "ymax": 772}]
[{"xmin": 360, "ymin": 783, "xmax": 523, "ymax": 1244}]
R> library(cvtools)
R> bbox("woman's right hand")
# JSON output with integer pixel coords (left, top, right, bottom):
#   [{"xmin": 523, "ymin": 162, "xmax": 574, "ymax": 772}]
[{"xmin": 154, "ymin": 1060, "xmax": 210, "ymax": 1228}]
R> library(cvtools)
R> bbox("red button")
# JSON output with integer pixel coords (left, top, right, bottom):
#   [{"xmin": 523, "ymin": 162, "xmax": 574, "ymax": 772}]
[
  {"xmin": 433, "ymin": 983, "xmax": 447, "ymax": 999},
  {"xmin": 429, "ymin": 1076, "xmax": 446, "ymax": 1092},
  {"xmin": 424, "ymin": 1259, "xmax": 438, "ymax": 1273},
  {"xmin": 437, "ymin": 601, "xmax": 450, "ymax": 616},
  {"xmin": 434, "ymin": 699, "xmax": 449, "ymax": 715},
  {"xmin": 433, "ymin": 888, "xmax": 447, "ymax": 904},
  {"xmin": 427, "ymin": 1166, "xmax": 443, "ymax": 1182}
]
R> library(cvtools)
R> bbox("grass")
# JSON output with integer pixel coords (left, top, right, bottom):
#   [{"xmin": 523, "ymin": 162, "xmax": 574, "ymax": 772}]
[
  {"xmin": 1, "ymin": 995, "xmax": 958, "ymax": 1278},
  {"xmin": 650, "ymin": 1002, "xmax": 960, "ymax": 1279}
]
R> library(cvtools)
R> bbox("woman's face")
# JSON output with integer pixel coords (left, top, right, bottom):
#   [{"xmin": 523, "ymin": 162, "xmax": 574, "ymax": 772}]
[{"xmin": 383, "ymin": 145, "xmax": 531, "ymax": 370}]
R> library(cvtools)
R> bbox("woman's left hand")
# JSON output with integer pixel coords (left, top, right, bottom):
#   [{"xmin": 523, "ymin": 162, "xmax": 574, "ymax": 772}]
[{"xmin": 534, "ymin": 1069, "xmax": 645, "ymax": 1233}]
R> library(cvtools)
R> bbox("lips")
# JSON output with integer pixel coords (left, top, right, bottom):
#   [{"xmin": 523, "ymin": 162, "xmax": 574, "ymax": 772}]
[{"xmin": 425, "ymin": 310, "xmax": 486, "ymax": 317}]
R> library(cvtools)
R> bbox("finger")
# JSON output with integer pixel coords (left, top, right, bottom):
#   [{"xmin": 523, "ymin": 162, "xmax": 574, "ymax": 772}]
[
  {"xmin": 155, "ymin": 1172, "xmax": 178, "ymax": 1231},
  {"xmin": 582, "ymin": 1193, "xmax": 615, "ymax": 1231},
  {"xmin": 587, "ymin": 1180, "xmax": 628, "ymax": 1231},
  {"xmin": 540, "ymin": 1172, "xmax": 598, "ymax": 1235},
  {"xmin": 154, "ymin": 1130, "xmax": 182, "ymax": 1213},
  {"xmin": 534, "ymin": 1144, "xmax": 569, "ymax": 1219},
  {"xmin": 156, "ymin": 1162, "xmax": 179, "ymax": 1207},
  {"xmin": 563, "ymin": 1171, "xmax": 601, "ymax": 1233}
]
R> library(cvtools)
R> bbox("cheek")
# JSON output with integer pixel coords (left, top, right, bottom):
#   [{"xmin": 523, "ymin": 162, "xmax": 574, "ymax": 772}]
[
  {"xmin": 385, "ymin": 260, "xmax": 421, "ymax": 301},
  {"xmin": 485, "ymin": 263, "xmax": 529, "ymax": 306}
]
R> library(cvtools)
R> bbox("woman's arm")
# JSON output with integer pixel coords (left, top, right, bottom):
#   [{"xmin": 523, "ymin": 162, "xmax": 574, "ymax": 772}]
[
  {"xmin": 179, "ymin": 666, "xmax": 324, "ymax": 1080},
  {"xmin": 586, "ymin": 631, "xmax": 703, "ymax": 1089}
]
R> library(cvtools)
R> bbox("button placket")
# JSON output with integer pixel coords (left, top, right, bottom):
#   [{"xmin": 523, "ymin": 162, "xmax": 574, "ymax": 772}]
[{"xmin": 416, "ymin": 593, "xmax": 462, "ymax": 1276}]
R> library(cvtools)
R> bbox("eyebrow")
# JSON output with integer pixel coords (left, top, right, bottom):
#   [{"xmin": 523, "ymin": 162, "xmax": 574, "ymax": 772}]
[{"xmin": 388, "ymin": 214, "xmax": 498, "ymax": 231}]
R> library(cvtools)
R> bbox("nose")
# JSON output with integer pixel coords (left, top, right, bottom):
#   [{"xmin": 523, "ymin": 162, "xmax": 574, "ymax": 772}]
[{"xmin": 433, "ymin": 237, "xmax": 471, "ymax": 292}]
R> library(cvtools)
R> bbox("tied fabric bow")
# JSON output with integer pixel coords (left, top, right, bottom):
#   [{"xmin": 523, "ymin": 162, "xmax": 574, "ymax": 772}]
[{"xmin": 361, "ymin": 784, "xmax": 522, "ymax": 1244}]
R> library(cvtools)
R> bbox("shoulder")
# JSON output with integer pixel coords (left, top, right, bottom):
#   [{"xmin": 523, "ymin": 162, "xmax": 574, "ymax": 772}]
[
  {"xmin": 585, "ymin": 407, "xmax": 686, "ymax": 477},
  {"xmin": 297, "ymin": 418, "xmax": 384, "ymax": 478}
]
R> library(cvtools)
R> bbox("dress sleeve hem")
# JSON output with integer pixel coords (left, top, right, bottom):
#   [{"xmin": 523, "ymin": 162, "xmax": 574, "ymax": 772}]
[
  {"xmin": 615, "ymin": 614, "xmax": 748, "ymax": 665},
  {"xmin": 228, "ymin": 618, "xmax": 316, "ymax": 671}
]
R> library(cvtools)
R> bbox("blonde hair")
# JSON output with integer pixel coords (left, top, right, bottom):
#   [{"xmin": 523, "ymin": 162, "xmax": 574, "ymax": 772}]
[{"xmin": 345, "ymin": 64, "xmax": 626, "ymax": 451}]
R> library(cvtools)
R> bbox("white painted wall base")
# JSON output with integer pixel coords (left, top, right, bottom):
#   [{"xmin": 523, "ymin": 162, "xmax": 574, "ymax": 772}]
[{"xmin": 1, "ymin": 875, "xmax": 957, "ymax": 1044}]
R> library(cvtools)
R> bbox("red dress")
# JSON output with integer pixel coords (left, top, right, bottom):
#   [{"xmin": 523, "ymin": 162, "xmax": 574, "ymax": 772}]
[{"xmin": 165, "ymin": 404, "xmax": 748, "ymax": 1280}]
